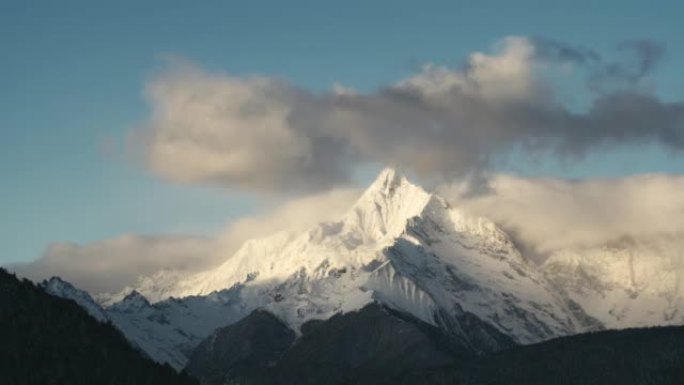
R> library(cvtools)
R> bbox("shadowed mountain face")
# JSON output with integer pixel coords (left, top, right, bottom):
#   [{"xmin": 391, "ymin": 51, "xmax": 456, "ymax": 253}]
[
  {"xmin": 185, "ymin": 310, "xmax": 296, "ymax": 385},
  {"xmin": 186, "ymin": 303, "xmax": 512, "ymax": 385},
  {"xmin": 185, "ymin": 304, "xmax": 684, "ymax": 385},
  {"xmin": 0, "ymin": 268, "xmax": 196, "ymax": 385}
]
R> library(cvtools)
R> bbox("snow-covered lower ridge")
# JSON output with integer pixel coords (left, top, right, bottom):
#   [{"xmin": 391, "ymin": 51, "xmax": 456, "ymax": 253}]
[
  {"xmin": 543, "ymin": 239, "xmax": 684, "ymax": 330},
  {"xmin": 84, "ymin": 168, "xmax": 611, "ymax": 369},
  {"xmin": 43, "ymin": 276, "xmax": 250, "ymax": 369},
  {"xmin": 41, "ymin": 277, "xmax": 110, "ymax": 323}
]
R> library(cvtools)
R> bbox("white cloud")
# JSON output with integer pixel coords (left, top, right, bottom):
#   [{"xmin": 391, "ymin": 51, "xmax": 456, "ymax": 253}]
[
  {"xmin": 443, "ymin": 174, "xmax": 684, "ymax": 259},
  {"xmin": 136, "ymin": 63, "xmax": 353, "ymax": 192},
  {"xmin": 10, "ymin": 235, "xmax": 216, "ymax": 294},
  {"xmin": 396, "ymin": 36, "xmax": 538, "ymax": 101}
]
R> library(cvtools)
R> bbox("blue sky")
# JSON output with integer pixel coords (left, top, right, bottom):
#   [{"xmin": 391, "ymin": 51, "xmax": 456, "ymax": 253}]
[{"xmin": 1, "ymin": 0, "xmax": 683, "ymax": 264}]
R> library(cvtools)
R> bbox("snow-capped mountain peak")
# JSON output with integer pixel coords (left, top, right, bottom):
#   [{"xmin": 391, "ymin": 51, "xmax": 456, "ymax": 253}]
[
  {"xmin": 162, "ymin": 168, "xmax": 433, "ymax": 300},
  {"xmin": 344, "ymin": 167, "xmax": 433, "ymax": 243},
  {"xmin": 85, "ymin": 168, "xmax": 609, "ymax": 369},
  {"xmin": 110, "ymin": 290, "xmax": 151, "ymax": 312}
]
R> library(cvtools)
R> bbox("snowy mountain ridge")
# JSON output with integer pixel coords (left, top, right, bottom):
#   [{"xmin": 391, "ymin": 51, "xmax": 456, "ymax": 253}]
[
  {"xmin": 41, "ymin": 276, "xmax": 110, "ymax": 323},
  {"xmin": 44, "ymin": 168, "xmax": 684, "ymax": 370}
]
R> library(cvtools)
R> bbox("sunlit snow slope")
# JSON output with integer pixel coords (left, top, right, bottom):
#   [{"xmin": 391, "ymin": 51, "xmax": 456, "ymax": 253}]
[{"xmin": 544, "ymin": 239, "xmax": 684, "ymax": 330}]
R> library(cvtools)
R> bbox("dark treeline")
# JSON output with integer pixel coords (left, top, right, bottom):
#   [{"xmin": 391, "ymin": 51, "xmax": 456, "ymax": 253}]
[
  {"xmin": 396, "ymin": 325, "xmax": 684, "ymax": 385},
  {"xmin": 0, "ymin": 268, "xmax": 196, "ymax": 385}
]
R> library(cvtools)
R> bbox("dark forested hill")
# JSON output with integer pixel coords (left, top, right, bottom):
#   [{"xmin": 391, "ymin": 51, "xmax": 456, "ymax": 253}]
[
  {"xmin": 397, "ymin": 325, "xmax": 684, "ymax": 385},
  {"xmin": 185, "ymin": 304, "xmax": 684, "ymax": 385},
  {"xmin": 186, "ymin": 303, "xmax": 498, "ymax": 385},
  {"xmin": 0, "ymin": 268, "xmax": 196, "ymax": 385}
]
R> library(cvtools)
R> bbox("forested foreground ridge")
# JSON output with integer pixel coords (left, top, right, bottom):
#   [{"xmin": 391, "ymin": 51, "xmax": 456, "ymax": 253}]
[{"xmin": 0, "ymin": 268, "xmax": 197, "ymax": 385}]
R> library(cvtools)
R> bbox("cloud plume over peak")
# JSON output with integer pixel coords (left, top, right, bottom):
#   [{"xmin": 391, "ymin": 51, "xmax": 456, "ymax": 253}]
[
  {"xmin": 444, "ymin": 173, "xmax": 684, "ymax": 260},
  {"xmin": 134, "ymin": 36, "xmax": 683, "ymax": 193}
]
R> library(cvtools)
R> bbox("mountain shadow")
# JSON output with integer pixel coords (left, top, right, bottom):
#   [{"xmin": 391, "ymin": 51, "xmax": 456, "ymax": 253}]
[
  {"xmin": 185, "ymin": 309, "xmax": 296, "ymax": 385},
  {"xmin": 0, "ymin": 268, "xmax": 197, "ymax": 385},
  {"xmin": 186, "ymin": 303, "xmax": 495, "ymax": 385}
]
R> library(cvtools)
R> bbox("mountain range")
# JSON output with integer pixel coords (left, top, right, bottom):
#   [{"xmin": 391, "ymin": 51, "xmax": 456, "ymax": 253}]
[{"xmin": 33, "ymin": 168, "xmax": 684, "ymax": 383}]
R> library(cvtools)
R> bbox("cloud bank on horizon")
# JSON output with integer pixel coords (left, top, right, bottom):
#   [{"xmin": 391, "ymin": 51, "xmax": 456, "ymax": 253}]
[
  {"xmin": 11, "ymin": 188, "xmax": 362, "ymax": 294},
  {"xmin": 135, "ymin": 36, "xmax": 681, "ymax": 193},
  {"xmin": 13, "ymin": 36, "xmax": 684, "ymax": 295}
]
